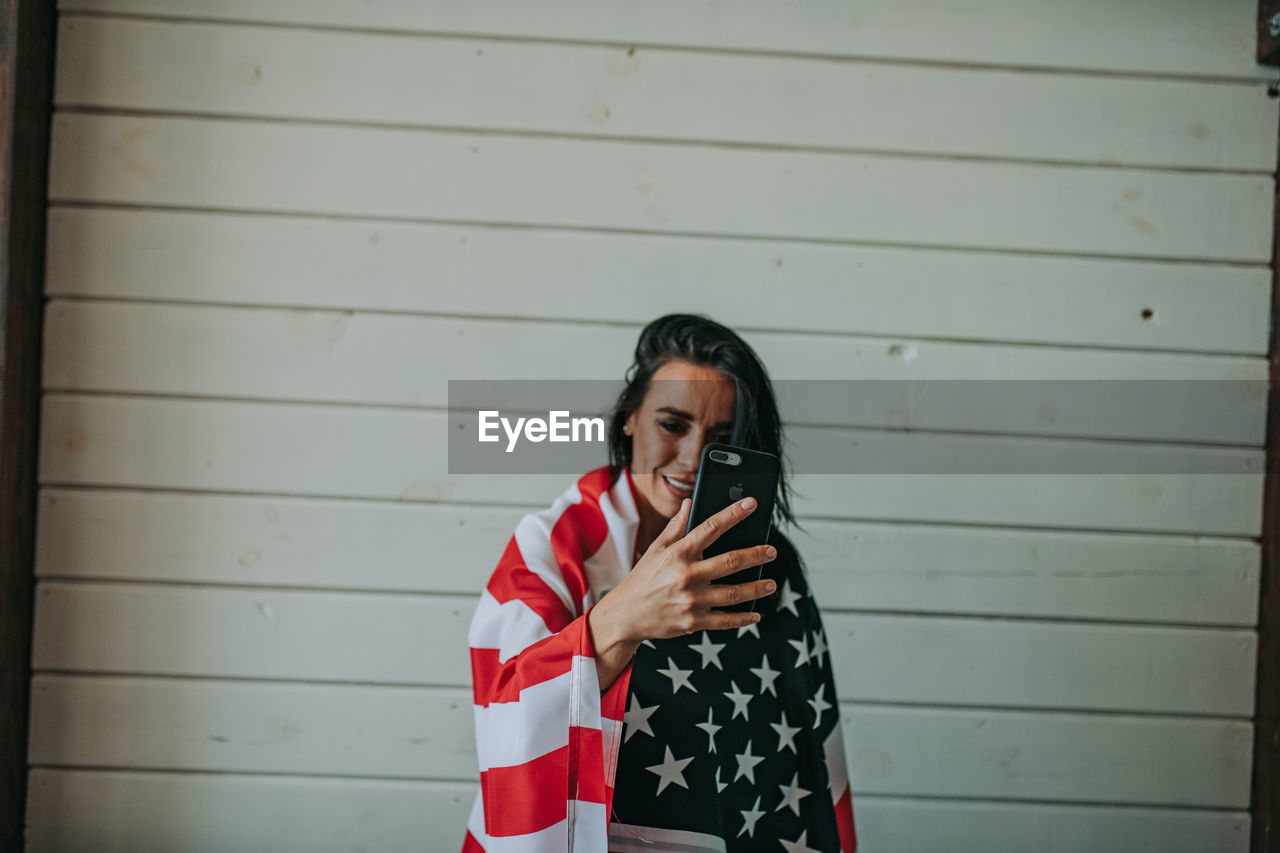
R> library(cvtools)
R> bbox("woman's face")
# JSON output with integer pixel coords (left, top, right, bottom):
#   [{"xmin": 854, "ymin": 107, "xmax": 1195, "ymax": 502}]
[{"xmin": 625, "ymin": 359, "xmax": 736, "ymax": 527}]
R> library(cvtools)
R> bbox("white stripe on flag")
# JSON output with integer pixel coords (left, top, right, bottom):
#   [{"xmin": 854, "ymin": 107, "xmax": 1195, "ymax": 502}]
[
  {"xmin": 824, "ymin": 722, "xmax": 851, "ymax": 800},
  {"xmin": 572, "ymin": 654, "xmax": 603, "ymax": 731},
  {"xmin": 601, "ymin": 716, "xmax": 624, "ymax": 790},
  {"xmin": 513, "ymin": 485, "xmax": 583, "ymax": 616},
  {"xmin": 569, "ymin": 802, "xmax": 608, "ymax": 853},
  {"xmin": 474, "ymin": 670, "xmax": 573, "ymax": 772},
  {"xmin": 469, "ymin": 591, "xmax": 554, "ymax": 663},
  {"xmin": 607, "ymin": 823, "xmax": 727, "ymax": 853}
]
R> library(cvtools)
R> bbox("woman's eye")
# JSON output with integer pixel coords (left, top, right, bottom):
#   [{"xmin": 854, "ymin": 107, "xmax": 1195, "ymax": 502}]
[{"xmin": 660, "ymin": 421, "xmax": 686, "ymax": 434}]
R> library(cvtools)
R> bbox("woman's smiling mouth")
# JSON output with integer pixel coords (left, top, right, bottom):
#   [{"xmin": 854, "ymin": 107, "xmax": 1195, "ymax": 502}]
[{"xmin": 662, "ymin": 474, "xmax": 695, "ymax": 498}]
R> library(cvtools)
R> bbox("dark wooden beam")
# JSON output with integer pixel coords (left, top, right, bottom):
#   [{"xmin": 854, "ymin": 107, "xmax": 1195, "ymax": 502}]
[
  {"xmin": 1251, "ymin": 101, "xmax": 1280, "ymax": 853},
  {"xmin": 0, "ymin": 0, "xmax": 55, "ymax": 848}
]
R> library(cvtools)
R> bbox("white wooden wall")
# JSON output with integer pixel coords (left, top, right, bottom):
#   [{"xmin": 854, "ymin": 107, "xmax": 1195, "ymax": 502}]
[{"xmin": 27, "ymin": 2, "xmax": 1275, "ymax": 851}]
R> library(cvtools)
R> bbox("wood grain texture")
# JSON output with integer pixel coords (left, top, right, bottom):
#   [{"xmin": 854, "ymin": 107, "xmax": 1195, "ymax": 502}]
[
  {"xmin": 37, "ymin": 394, "xmax": 1266, "ymax": 534},
  {"xmin": 52, "ymin": 16, "xmax": 1279, "ymax": 172},
  {"xmin": 26, "ymin": 770, "xmax": 480, "ymax": 853},
  {"xmin": 41, "ymin": 301, "xmax": 1270, "ymax": 444},
  {"xmin": 24, "ymin": 771, "xmax": 1251, "ymax": 853},
  {"xmin": 26, "ymin": 675, "xmax": 1254, "ymax": 806},
  {"xmin": 46, "ymin": 113, "xmax": 1275, "ymax": 262},
  {"xmin": 45, "ymin": 208, "xmax": 1273, "ymax": 355},
  {"xmin": 34, "ymin": 488, "xmax": 1261, "ymax": 626},
  {"xmin": 29, "ymin": 583, "xmax": 1256, "ymax": 715},
  {"xmin": 31, "ymin": 0, "xmax": 1275, "ymax": 845},
  {"xmin": 853, "ymin": 795, "xmax": 1248, "ymax": 853},
  {"xmin": 53, "ymin": 0, "xmax": 1278, "ymax": 79}
]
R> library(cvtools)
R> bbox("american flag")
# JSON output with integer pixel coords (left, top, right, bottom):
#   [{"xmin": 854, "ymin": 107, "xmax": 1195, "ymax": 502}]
[{"xmin": 464, "ymin": 466, "xmax": 856, "ymax": 852}]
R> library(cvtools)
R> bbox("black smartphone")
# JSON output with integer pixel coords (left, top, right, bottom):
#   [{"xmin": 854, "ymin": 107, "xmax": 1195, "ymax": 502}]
[{"xmin": 683, "ymin": 443, "xmax": 781, "ymax": 612}]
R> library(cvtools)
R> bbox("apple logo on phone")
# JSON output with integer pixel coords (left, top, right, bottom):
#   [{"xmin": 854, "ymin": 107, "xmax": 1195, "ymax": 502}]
[{"xmin": 728, "ymin": 483, "xmax": 744, "ymax": 501}]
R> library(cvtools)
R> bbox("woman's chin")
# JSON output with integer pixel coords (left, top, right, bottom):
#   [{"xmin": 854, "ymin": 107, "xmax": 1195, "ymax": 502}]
[{"xmin": 646, "ymin": 495, "xmax": 682, "ymax": 526}]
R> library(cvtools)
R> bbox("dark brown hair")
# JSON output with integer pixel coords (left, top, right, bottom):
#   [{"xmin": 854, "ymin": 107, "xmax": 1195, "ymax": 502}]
[{"xmin": 607, "ymin": 313, "xmax": 798, "ymax": 529}]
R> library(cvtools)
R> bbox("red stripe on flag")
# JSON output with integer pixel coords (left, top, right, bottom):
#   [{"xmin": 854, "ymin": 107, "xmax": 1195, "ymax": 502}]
[
  {"xmin": 481, "ymin": 744, "xmax": 574, "ymax": 836},
  {"xmin": 567, "ymin": 724, "xmax": 606, "ymax": 804},
  {"xmin": 834, "ymin": 787, "xmax": 857, "ymax": 852},
  {"xmin": 599, "ymin": 657, "xmax": 633, "ymax": 814},
  {"xmin": 548, "ymin": 469, "xmax": 615, "ymax": 608},
  {"xmin": 485, "ymin": 539, "xmax": 576, "ymax": 630},
  {"xmin": 460, "ymin": 829, "xmax": 485, "ymax": 853},
  {"xmin": 467, "ymin": 468, "xmax": 628, "ymax": 847},
  {"xmin": 471, "ymin": 619, "xmax": 588, "ymax": 707}
]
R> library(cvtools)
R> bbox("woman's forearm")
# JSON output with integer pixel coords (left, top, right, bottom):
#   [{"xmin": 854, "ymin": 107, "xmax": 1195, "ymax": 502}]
[{"xmin": 586, "ymin": 597, "xmax": 640, "ymax": 691}]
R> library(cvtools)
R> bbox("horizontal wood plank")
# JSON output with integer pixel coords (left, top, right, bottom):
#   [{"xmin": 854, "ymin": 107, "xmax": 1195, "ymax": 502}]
[
  {"xmin": 52, "ymin": 16, "xmax": 1278, "ymax": 171},
  {"xmin": 42, "ymin": 301, "xmax": 1269, "ymax": 444},
  {"xmin": 29, "ymin": 583, "xmax": 1256, "ymax": 714},
  {"xmin": 852, "ymin": 795, "xmax": 1248, "ymax": 853},
  {"xmin": 45, "ymin": 208, "xmax": 1274, "ymax": 355},
  {"xmin": 26, "ymin": 770, "xmax": 478, "ymax": 853},
  {"xmin": 35, "ymin": 488, "xmax": 1260, "ymax": 626},
  {"xmin": 37, "ymin": 395, "xmax": 1266, "ymax": 534},
  {"xmin": 53, "ymin": 0, "xmax": 1275, "ymax": 80},
  {"xmin": 795, "ymin": 517, "xmax": 1259, "ymax": 627},
  {"xmin": 26, "ymin": 676, "xmax": 1254, "ymax": 807},
  {"xmin": 28, "ymin": 677, "xmax": 479, "ymax": 778},
  {"xmin": 24, "ymin": 769, "xmax": 1251, "ymax": 853},
  {"xmin": 47, "ymin": 113, "xmax": 1275, "ymax": 262}
]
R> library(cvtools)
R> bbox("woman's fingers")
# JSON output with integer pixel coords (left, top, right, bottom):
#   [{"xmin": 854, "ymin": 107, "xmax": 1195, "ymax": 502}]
[
  {"xmin": 707, "ymin": 610, "xmax": 762, "ymax": 632},
  {"xmin": 701, "ymin": 577, "xmax": 777, "ymax": 609},
  {"xmin": 616, "ymin": 498, "xmax": 776, "ymax": 642},
  {"xmin": 695, "ymin": 543, "xmax": 777, "ymax": 582},
  {"xmin": 681, "ymin": 496, "xmax": 757, "ymax": 556},
  {"xmin": 651, "ymin": 498, "xmax": 691, "ymax": 551}
]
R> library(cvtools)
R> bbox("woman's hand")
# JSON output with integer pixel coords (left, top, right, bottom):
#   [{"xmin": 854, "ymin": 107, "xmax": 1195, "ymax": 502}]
[{"xmin": 586, "ymin": 496, "xmax": 778, "ymax": 690}]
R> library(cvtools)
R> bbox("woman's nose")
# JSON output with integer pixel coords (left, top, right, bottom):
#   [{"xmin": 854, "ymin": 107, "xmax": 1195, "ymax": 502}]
[{"xmin": 675, "ymin": 435, "xmax": 699, "ymax": 469}]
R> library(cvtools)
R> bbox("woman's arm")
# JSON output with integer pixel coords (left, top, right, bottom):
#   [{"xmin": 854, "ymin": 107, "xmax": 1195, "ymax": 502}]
[{"xmin": 468, "ymin": 546, "xmax": 613, "ymax": 844}]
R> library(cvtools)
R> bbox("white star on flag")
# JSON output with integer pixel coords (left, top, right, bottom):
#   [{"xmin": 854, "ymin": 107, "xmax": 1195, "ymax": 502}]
[
  {"xmin": 733, "ymin": 739, "xmax": 765, "ymax": 784},
  {"xmin": 770, "ymin": 709, "xmax": 800, "ymax": 754},
  {"xmin": 808, "ymin": 683, "xmax": 832, "ymax": 726},
  {"xmin": 723, "ymin": 680, "xmax": 753, "ymax": 721},
  {"xmin": 811, "ymin": 628, "xmax": 828, "ymax": 666},
  {"xmin": 645, "ymin": 745, "xmax": 694, "ymax": 795},
  {"xmin": 737, "ymin": 621, "xmax": 760, "ymax": 638},
  {"xmin": 776, "ymin": 578, "xmax": 801, "ymax": 616},
  {"xmin": 780, "ymin": 830, "xmax": 820, "ymax": 853},
  {"xmin": 623, "ymin": 695, "xmax": 658, "ymax": 742},
  {"xmin": 749, "ymin": 653, "xmax": 780, "ymax": 697},
  {"xmin": 715, "ymin": 765, "xmax": 728, "ymax": 793},
  {"xmin": 640, "ymin": 639, "xmax": 656, "ymax": 649},
  {"xmin": 695, "ymin": 707, "xmax": 722, "ymax": 754},
  {"xmin": 776, "ymin": 773, "xmax": 811, "ymax": 816},
  {"xmin": 788, "ymin": 634, "xmax": 811, "ymax": 669},
  {"xmin": 737, "ymin": 795, "xmax": 766, "ymax": 838},
  {"xmin": 657, "ymin": 657, "xmax": 697, "ymax": 694},
  {"xmin": 689, "ymin": 631, "xmax": 726, "ymax": 669}
]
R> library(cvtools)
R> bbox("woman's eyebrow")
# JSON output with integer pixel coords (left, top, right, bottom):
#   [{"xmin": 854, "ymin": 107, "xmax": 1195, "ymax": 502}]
[{"xmin": 656, "ymin": 407, "xmax": 732, "ymax": 429}]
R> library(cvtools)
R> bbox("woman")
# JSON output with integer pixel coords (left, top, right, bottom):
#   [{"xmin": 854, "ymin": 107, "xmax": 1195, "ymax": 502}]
[{"xmin": 463, "ymin": 315, "xmax": 857, "ymax": 853}]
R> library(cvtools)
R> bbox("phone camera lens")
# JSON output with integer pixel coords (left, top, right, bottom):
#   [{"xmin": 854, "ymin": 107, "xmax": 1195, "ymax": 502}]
[{"xmin": 709, "ymin": 450, "xmax": 728, "ymax": 462}]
